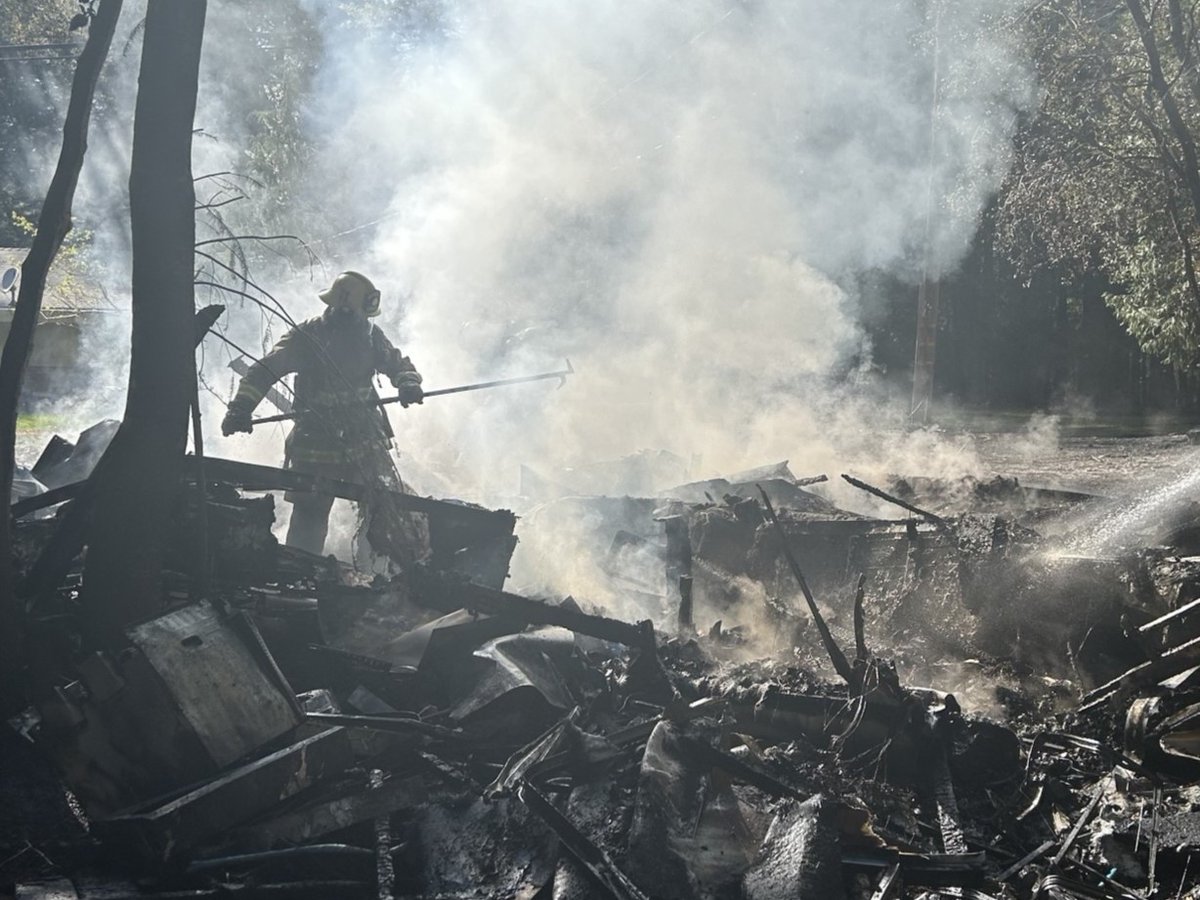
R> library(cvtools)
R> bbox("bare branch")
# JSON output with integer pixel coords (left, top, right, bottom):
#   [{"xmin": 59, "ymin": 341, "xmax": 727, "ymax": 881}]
[
  {"xmin": 194, "ymin": 250, "xmax": 299, "ymax": 328},
  {"xmin": 195, "ymin": 195, "xmax": 246, "ymax": 211},
  {"xmin": 1127, "ymin": 0, "xmax": 1200, "ymax": 224}
]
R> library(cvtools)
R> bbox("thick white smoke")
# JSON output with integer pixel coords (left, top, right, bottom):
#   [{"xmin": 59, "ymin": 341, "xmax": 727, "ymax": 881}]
[
  {"xmin": 257, "ymin": 0, "xmax": 1036, "ymax": 501},
  {"xmin": 18, "ymin": 1, "xmax": 1036, "ymax": 546}
]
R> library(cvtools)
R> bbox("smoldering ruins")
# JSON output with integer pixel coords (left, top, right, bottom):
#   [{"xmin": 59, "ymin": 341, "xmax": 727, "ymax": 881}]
[
  {"xmin": 11, "ymin": 430, "xmax": 1200, "ymax": 900},
  {"xmin": 8, "ymin": 0, "xmax": 1200, "ymax": 899}
]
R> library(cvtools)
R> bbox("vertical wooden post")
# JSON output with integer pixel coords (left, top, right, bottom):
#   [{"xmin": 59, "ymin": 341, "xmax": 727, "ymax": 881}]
[
  {"xmin": 911, "ymin": 279, "xmax": 941, "ymax": 422},
  {"xmin": 911, "ymin": 0, "xmax": 943, "ymax": 424}
]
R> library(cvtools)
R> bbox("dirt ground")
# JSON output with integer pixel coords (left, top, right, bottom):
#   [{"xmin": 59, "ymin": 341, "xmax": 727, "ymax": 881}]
[
  {"xmin": 15, "ymin": 417, "xmax": 1200, "ymax": 505},
  {"xmin": 971, "ymin": 431, "xmax": 1198, "ymax": 495}
]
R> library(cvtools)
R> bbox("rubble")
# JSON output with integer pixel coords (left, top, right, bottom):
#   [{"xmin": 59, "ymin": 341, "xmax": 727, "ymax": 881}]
[{"xmin": 5, "ymin": 441, "xmax": 1200, "ymax": 899}]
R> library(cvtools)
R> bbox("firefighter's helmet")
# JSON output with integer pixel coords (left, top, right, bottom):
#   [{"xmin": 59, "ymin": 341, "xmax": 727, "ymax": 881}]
[{"xmin": 319, "ymin": 271, "xmax": 381, "ymax": 317}]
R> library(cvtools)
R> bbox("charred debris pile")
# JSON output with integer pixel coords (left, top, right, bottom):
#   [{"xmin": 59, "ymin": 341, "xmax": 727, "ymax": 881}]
[{"xmin": 5, "ymin": 434, "xmax": 1200, "ymax": 899}]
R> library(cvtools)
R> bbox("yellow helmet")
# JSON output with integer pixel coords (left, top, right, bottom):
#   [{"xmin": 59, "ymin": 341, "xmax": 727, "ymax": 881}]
[{"xmin": 318, "ymin": 270, "xmax": 381, "ymax": 317}]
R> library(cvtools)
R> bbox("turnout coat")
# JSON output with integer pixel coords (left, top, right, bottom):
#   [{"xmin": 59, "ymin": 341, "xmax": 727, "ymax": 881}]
[{"xmin": 227, "ymin": 307, "xmax": 421, "ymax": 475}]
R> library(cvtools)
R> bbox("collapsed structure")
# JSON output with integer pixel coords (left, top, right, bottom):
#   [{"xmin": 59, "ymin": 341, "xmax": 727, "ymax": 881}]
[{"xmin": 3, "ymin": 425, "xmax": 1200, "ymax": 900}]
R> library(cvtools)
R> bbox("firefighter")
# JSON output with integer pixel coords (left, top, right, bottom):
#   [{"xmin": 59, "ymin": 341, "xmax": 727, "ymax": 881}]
[{"xmin": 220, "ymin": 271, "xmax": 424, "ymax": 555}]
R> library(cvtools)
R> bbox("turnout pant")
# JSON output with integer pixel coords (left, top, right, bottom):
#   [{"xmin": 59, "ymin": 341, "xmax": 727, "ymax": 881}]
[
  {"xmin": 282, "ymin": 452, "xmax": 356, "ymax": 557},
  {"xmin": 285, "ymin": 489, "xmax": 337, "ymax": 555},
  {"xmin": 281, "ymin": 436, "xmax": 430, "ymax": 563}
]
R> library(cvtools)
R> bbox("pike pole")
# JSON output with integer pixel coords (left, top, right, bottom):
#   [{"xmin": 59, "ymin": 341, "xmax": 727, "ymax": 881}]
[{"xmin": 250, "ymin": 359, "xmax": 574, "ymax": 426}]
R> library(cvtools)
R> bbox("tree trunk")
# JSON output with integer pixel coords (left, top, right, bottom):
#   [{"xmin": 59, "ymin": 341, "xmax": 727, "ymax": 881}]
[
  {"xmin": 0, "ymin": 0, "xmax": 123, "ymax": 715},
  {"xmin": 81, "ymin": 0, "xmax": 207, "ymax": 649},
  {"xmin": 1165, "ymin": 0, "xmax": 1200, "ymax": 107},
  {"xmin": 1164, "ymin": 194, "xmax": 1200, "ymax": 324},
  {"xmin": 1127, "ymin": 0, "xmax": 1200, "ymax": 225}
]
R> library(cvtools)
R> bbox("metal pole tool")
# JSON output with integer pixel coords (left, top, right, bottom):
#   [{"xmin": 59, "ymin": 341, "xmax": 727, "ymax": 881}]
[{"xmin": 251, "ymin": 359, "xmax": 574, "ymax": 426}]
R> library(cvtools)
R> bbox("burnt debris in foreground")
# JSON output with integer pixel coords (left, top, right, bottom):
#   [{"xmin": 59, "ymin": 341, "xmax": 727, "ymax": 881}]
[{"xmin": 5, "ymin": 438, "xmax": 1200, "ymax": 899}]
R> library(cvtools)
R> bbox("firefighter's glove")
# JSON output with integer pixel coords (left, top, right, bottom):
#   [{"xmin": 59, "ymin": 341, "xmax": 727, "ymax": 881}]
[
  {"xmin": 396, "ymin": 381, "xmax": 424, "ymax": 408},
  {"xmin": 221, "ymin": 406, "xmax": 254, "ymax": 436}
]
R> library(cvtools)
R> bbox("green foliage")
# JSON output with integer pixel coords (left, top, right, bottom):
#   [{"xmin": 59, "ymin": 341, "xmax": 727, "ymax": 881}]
[
  {"xmin": 0, "ymin": 0, "xmax": 84, "ymax": 246},
  {"xmin": 0, "ymin": 0, "xmax": 78, "ymax": 43},
  {"xmin": 226, "ymin": 0, "xmax": 451, "ymax": 239},
  {"xmin": 234, "ymin": 2, "xmax": 322, "ymax": 231},
  {"xmin": 997, "ymin": 0, "xmax": 1200, "ymax": 370},
  {"xmin": 1106, "ymin": 232, "xmax": 1200, "ymax": 368},
  {"xmin": 10, "ymin": 210, "xmax": 101, "ymax": 306}
]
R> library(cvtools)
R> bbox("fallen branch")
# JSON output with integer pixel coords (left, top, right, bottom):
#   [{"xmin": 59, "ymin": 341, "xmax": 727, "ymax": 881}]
[
  {"xmin": 853, "ymin": 572, "xmax": 868, "ymax": 662},
  {"xmin": 757, "ymin": 485, "xmax": 857, "ymax": 687},
  {"xmin": 1138, "ymin": 594, "xmax": 1200, "ymax": 632},
  {"xmin": 304, "ymin": 711, "xmax": 470, "ymax": 742},
  {"xmin": 673, "ymin": 729, "xmax": 805, "ymax": 798},
  {"xmin": 1078, "ymin": 634, "xmax": 1200, "ymax": 711},
  {"xmin": 840, "ymin": 473, "xmax": 952, "ymax": 533},
  {"xmin": 796, "ymin": 474, "xmax": 830, "ymax": 487},
  {"xmin": 869, "ymin": 862, "xmax": 902, "ymax": 900},
  {"xmin": 517, "ymin": 778, "xmax": 651, "ymax": 900},
  {"xmin": 996, "ymin": 840, "xmax": 1054, "ymax": 882},
  {"xmin": 409, "ymin": 568, "xmax": 654, "ymax": 651}
]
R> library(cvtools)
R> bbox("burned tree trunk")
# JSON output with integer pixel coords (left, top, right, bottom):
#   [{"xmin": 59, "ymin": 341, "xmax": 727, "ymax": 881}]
[
  {"xmin": 81, "ymin": 0, "xmax": 207, "ymax": 648},
  {"xmin": 0, "ymin": 0, "xmax": 123, "ymax": 715}
]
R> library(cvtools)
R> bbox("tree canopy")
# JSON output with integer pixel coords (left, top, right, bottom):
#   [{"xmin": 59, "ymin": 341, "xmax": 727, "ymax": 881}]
[
  {"xmin": 11, "ymin": 0, "xmax": 1200, "ymax": 401},
  {"xmin": 997, "ymin": 0, "xmax": 1200, "ymax": 371}
]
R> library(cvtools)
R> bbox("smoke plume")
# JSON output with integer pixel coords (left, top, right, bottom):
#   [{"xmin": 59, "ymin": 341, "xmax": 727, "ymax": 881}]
[
  {"xmin": 15, "ymin": 1, "xmax": 1038, "ymax": 583},
  {"xmin": 267, "ymin": 0, "xmax": 1035, "ymax": 500}
]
